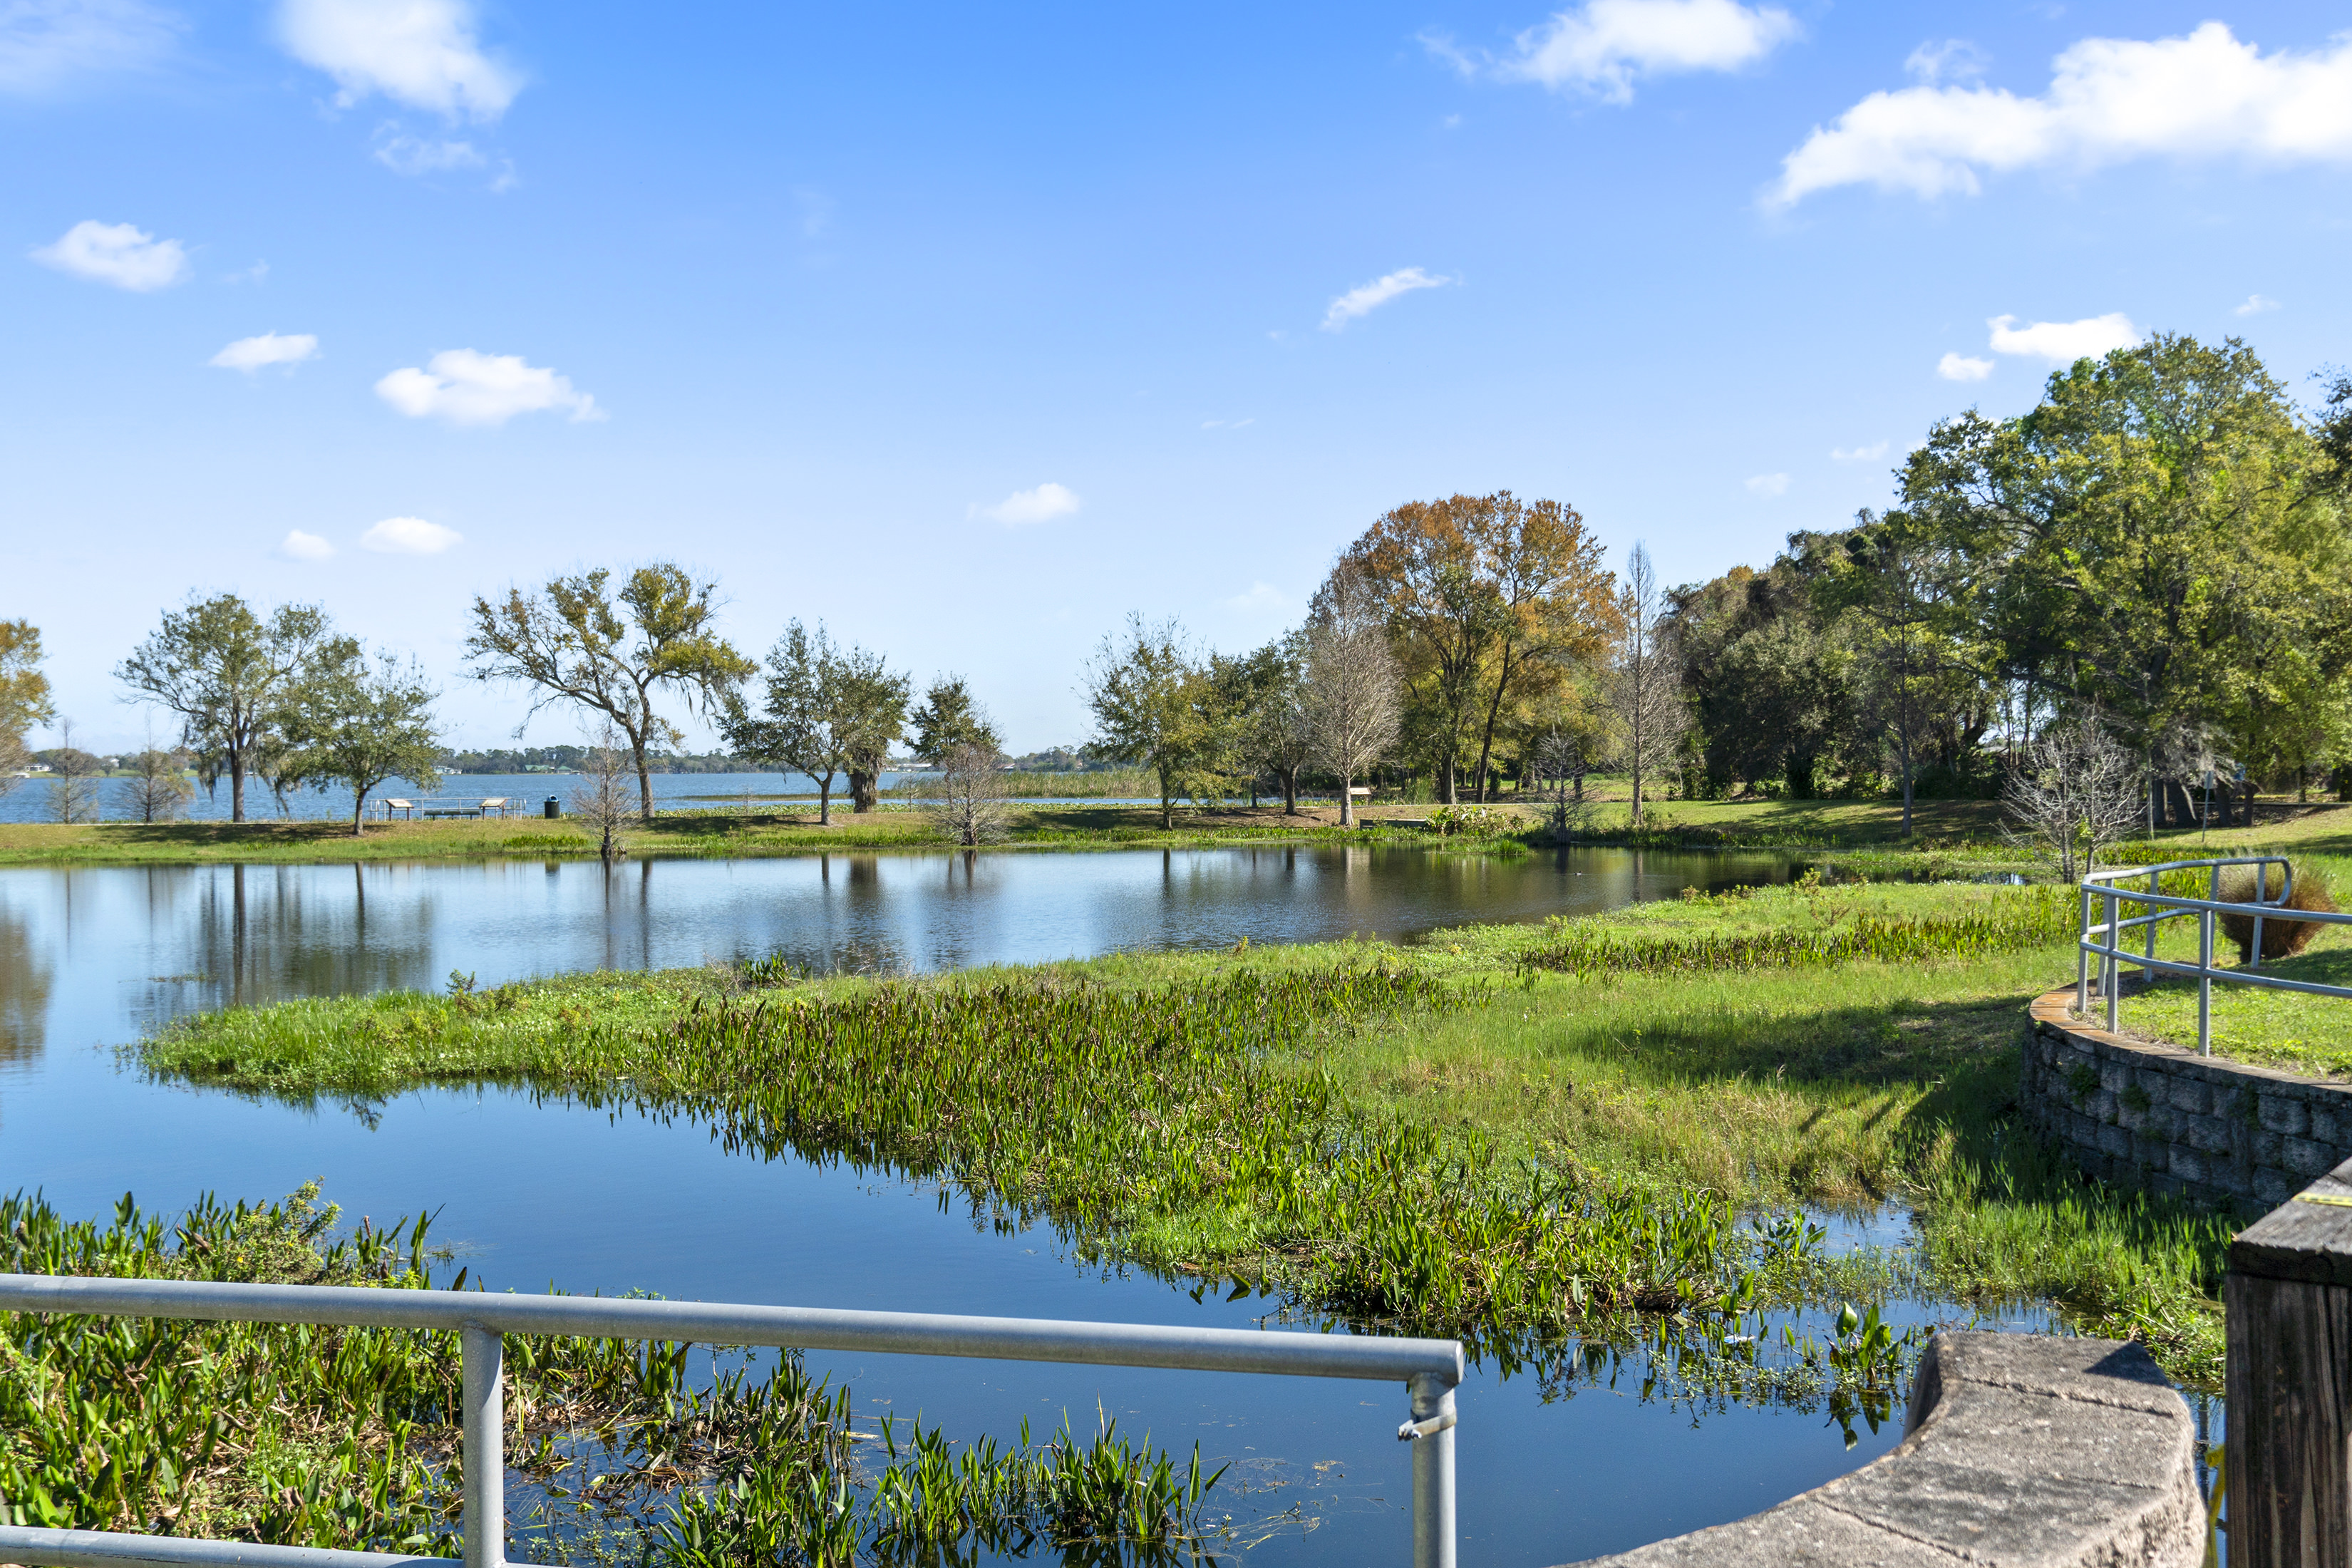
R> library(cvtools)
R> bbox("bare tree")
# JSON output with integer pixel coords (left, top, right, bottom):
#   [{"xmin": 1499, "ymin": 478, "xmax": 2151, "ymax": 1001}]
[
  {"xmin": 924, "ymin": 739, "xmax": 1012, "ymax": 847},
  {"xmin": 118, "ymin": 721, "xmax": 195, "ymax": 823},
  {"xmin": 1533, "ymin": 728, "xmax": 1596, "ymax": 840},
  {"xmin": 1608, "ymin": 542, "xmax": 1684, "ymax": 827},
  {"xmin": 2003, "ymin": 720, "xmax": 2145, "ymax": 882},
  {"xmin": 569, "ymin": 725, "xmax": 634, "ymax": 862},
  {"xmin": 45, "ymin": 718, "xmax": 103, "ymax": 825},
  {"xmin": 1303, "ymin": 572, "xmax": 1403, "ymax": 828}
]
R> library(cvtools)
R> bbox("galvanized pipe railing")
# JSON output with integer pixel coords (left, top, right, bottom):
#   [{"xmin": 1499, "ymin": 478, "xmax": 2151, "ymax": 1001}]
[
  {"xmin": 2077, "ymin": 856, "xmax": 2352, "ymax": 1056},
  {"xmin": 0, "ymin": 1274, "xmax": 1465, "ymax": 1568}
]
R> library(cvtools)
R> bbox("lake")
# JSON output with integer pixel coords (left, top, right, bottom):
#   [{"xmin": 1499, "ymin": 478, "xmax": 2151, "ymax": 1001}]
[{"xmin": 0, "ymin": 844, "xmax": 2038, "ymax": 1564}]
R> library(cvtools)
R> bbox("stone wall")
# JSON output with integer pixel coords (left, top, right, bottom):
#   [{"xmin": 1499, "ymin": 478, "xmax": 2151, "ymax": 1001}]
[
  {"xmin": 1560, "ymin": 1331, "xmax": 2202, "ymax": 1568},
  {"xmin": 2022, "ymin": 989, "xmax": 2352, "ymax": 1209}
]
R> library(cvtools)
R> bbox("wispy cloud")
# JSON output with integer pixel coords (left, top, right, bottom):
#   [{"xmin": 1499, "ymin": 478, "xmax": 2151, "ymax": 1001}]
[
  {"xmin": 31, "ymin": 218, "xmax": 186, "ymax": 290},
  {"xmin": 277, "ymin": 0, "xmax": 518, "ymax": 120},
  {"xmin": 0, "ymin": 0, "xmax": 181, "ymax": 95},
  {"xmin": 1745, "ymin": 471, "xmax": 1790, "ymax": 497},
  {"xmin": 1937, "ymin": 352, "xmax": 1994, "ymax": 381},
  {"xmin": 1200, "ymin": 417, "xmax": 1254, "ymax": 430},
  {"xmin": 972, "ymin": 483, "xmax": 1081, "ymax": 527},
  {"xmin": 277, "ymin": 529, "xmax": 334, "ymax": 562},
  {"xmin": 212, "ymin": 331, "xmax": 319, "ymax": 371},
  {"xmin": 1830, "ymin": 440, "xmax": 1888, "ymax": 463},
  {"xmin": 360, "ymin": 516, "xmax": 462, "ymax": 554},
  {"xmin": 1772, "ymin": 22, "xmax": 2352, "ymax": 206},
  {"xmin": 1433, "ymin": 0, "xmax": 1797, "ymax": 103},
  {"xmin": 1987, "ymin": 311, "xmax": 2140, "ymax": 362},
  {"xmin": 2234, "ymin": 293, "xmax": 2281, "ymax": 316},
  {"xmin": 371, "ymin": 125, "xmax": 485, "ymax": 174},
  {"xmin": 1321, "ymin": 267, "xmax": 1454, "ymax": 331},
  {"xmin": 375, "ymin": 349, "xmax": 601, "ymax": 426},
  {"xmin": 1222, "ymin": 582, "xmax": 1287, "ymax": 614}
]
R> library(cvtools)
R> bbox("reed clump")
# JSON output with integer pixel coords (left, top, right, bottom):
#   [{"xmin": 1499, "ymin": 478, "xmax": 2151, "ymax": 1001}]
[{"xmin": 2217, "ymin": 862, "xmax": 2338, "ymax": 964}]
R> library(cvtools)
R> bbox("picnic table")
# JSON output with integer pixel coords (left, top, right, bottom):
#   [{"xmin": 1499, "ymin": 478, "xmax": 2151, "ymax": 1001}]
[{"xmin": 380, "ymin": 797, "xmax": 512, "ymax": 820}]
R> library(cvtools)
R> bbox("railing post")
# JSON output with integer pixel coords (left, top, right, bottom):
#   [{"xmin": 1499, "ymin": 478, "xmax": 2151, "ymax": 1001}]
[
  {"xmin": 2077, "ymin": 883, "xmax": 2091, "ymax": 1014},
  {"xmin": 462, "ymin": 1323, "xmax": 505, "ymax": 1568},
  {"xmin": 2117, "ymin": 888, "xmax": 2135, "ymax": 1034},
  {"xmin": 2147, "ymin": 867, "xmax": 2160, "ymax": 966},
  {"xmin": 1408, "ymin": 1371, "xmax": 1457, "ymax": 1568},
  {"xmin": 2198, "ymin": 907, "xmax": 2214, "ymax": 1058}
]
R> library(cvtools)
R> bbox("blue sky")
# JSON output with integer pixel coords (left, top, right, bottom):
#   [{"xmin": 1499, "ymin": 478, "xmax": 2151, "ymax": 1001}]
[{"xmin": 7, "ymin": 0, "xmax": 2350, "ymax": 753}]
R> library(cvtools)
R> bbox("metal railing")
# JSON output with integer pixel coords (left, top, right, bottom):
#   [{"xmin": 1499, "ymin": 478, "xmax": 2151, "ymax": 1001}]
[
  {"xmin": 0, "ymin": 1275, "xmax": 1464, "ymax": 1568},
  {"xmin": 2078, "ymin": 855, "xmax": 2352, "ymax": 1055}
]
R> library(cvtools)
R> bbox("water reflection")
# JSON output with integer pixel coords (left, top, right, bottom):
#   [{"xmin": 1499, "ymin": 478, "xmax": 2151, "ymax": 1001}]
[
  {"xmin": 0, "ymin": 845, "xmax": 1809, "ymax": 1069},
  {"xmin": 0, "ymin": 901, "xmax": 51, "ymax": 1062}
]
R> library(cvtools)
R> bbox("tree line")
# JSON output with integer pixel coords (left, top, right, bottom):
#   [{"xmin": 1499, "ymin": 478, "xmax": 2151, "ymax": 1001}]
[
  {"xmin": 5, "ymin": 331, "xmax": 2344, "ymax": 845},
  {"xmin": 1666, "ymin": 334, "xmax": 2352, "ymax": 834}
]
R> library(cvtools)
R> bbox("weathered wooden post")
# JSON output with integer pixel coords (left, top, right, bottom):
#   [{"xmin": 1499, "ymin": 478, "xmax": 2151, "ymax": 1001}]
[{"xmin": 2228, "ymin": 1153, "xmax": 2352, "ymax": 1567}]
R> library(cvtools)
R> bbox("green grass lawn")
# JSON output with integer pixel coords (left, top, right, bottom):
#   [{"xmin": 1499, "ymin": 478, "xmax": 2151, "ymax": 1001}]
[{"xmin": 2088, "ymin": 850, "xmax": 2352, "ymax": 1077}]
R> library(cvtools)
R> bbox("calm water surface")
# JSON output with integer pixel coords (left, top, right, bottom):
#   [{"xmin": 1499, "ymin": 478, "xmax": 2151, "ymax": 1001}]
[{"xmin": 0, "ymin": 846, "xmax": 2021, "ymax": 1564}]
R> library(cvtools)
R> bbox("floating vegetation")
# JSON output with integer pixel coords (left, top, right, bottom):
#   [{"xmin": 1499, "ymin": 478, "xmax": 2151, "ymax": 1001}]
[{"xmin": 0, "ymin": 1185, "xmax": 1229, "ymax": 1562}]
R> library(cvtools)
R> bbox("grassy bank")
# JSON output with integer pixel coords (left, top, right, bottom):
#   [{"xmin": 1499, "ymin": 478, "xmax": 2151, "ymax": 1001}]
[{"xmin": 144, "ymin": 875, "xmax": 2231, "ymax": 1392}]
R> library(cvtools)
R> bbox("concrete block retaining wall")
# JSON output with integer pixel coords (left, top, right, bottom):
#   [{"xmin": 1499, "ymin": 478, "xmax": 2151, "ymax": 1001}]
[
  {"xmin": 2022, "ymin": 989, "xmax": 2352, "ymax": 1209},
  {"xmin": 1559, "ymin": 1331, "xmax": 2202, "ymax": 1567}
]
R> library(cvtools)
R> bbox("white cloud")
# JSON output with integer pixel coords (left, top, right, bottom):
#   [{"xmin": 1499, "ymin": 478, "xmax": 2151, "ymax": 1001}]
[
  {"xmin": 277, "ymin": 0, "xmax": 518, "ymax": 120},
  {"xmin": 360, "ymin": 515, "xmax": 462, "ymax": 554},
  {"xmin": 31, "ymin": 218, "xmax": 186, "ymax": 290},
  {"xmin": 1745, "ymin": 471, "xmax": 1790, "ymax": 496},
  {"xmin": 371, "ymin": 126, "xmax": 485, "ymax": 174},
  {"xmin": 1773, "ymin": 23, "xmax": 2352, "ymax": 206},
  {"xmin": 1200, "ymin": 417, "xmax": 1254, "ymax": 430},
  {"xmin": 375, "ymin": 349, "xmax": 601, "ymax": 426},
  {"xmin": 1487, "ymin": 0, "xmax": 1797, "ymax": 102},
  {"xmin": 1830, "ymin": 440, "xmax": 1889, "ymax": 463},
  {"xmin": 974, "ymin": 483, "xmax": 1081, "ymax": 527},
  {"xmin": 211, "ymin": 331, "xmax": 319, "ymax": 371},
  {"xmin": 1321, "ymin": 267, "xmax": 1454, "ymax": 331},
  {"xmin": 0, "ymin": 0, "xmax": 180, "ymax": 92},
  {"xmin": 1987, "ymin": 311, "xmax": 2140, "ymax": 362},
  {"xmin": 1938, "ymin": 353, "xmax": 1995, "ymax": 381},
  {"xmin": 277, "ymin": 529, "xmax": 335, "ymax": 562},
  {"xmin": 1222, "ymin": 582, "xmax": 1287, "ymax": 614},
  {"xmin": 2235, "ymin": 293, "xmax": 2281, "ymax": 316}
]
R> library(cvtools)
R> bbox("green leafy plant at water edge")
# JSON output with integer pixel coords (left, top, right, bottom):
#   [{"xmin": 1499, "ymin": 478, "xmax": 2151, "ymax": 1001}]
[
  {"xmin": 1516, "ymin": 887, "xmax": 2075, "ymax": 979},
  {"xmin": 0, "ymin": 1185, "xmax": 1227, "ymax": 1564},
  {"xmin": 151, "ymin": 969, "xmax": 1907, "ymax": 1389}
]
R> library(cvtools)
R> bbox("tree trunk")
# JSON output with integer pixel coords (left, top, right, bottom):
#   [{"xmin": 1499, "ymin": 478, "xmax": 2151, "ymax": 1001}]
[
  {"xmin": 1340, "ymin": 768, "xmax": 1355, "ymax": 827},
  {"xmin": 1440, "ymin": 759, "xmax": 1458, "ymax": 806},
  {"xmin": 817, "ymin": 775, "xmax": 833, "ymax": 825},
  {"xmin": 1899, "ymin": 731, "xmax": 1914, "ymax": 837},
  {"xmin": 351, "ymin": 795, "xmax": 366, "ymax": 837},
  {"xmin": 1281, "ymin": 767, "xmax": 1298, "ymax": 815},
  {"xmin": 850, "ymin": 769, "xmax": 877, "ymax": 813},
  {"xmin": 229, "ymin": 753, "xmax": 247, "ymax": 824},
  {"xmin": 1158, "ymin": 765, "xmax": 1175, "ymax": 830},
  {"xmin": 631, "ymin": 736, "xmax": 656, "ymax": 824}
]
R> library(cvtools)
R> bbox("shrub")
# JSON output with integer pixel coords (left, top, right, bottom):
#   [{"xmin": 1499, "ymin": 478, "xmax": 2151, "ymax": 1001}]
[{"xmin": 2217, "ymin": 863, "xmax": 2338, "ymax": 964}]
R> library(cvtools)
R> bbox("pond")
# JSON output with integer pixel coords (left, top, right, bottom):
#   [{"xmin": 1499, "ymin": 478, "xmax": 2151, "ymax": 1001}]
[{"xmin": 0, "ymin": 845, "xmax": 2039, "ymax": 1564}]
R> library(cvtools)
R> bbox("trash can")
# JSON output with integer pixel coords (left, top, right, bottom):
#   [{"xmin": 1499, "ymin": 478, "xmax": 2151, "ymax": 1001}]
[{"xmin": 544, "ymin": 796, "xmax": 561, "ymax": 819}]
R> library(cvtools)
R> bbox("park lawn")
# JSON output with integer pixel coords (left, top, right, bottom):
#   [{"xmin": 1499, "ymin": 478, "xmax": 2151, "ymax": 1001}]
[
  {"xmin": 0, "ymin": 802, "xmax": 1429, "ymax": 865},
  {"xmin": 143, "ymin": 873, "xmax": 2229, "ymax": 1385},
  {"xmin": 2090, "ymin": 850, "xmax": 2352, "ymax": 1078}
]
